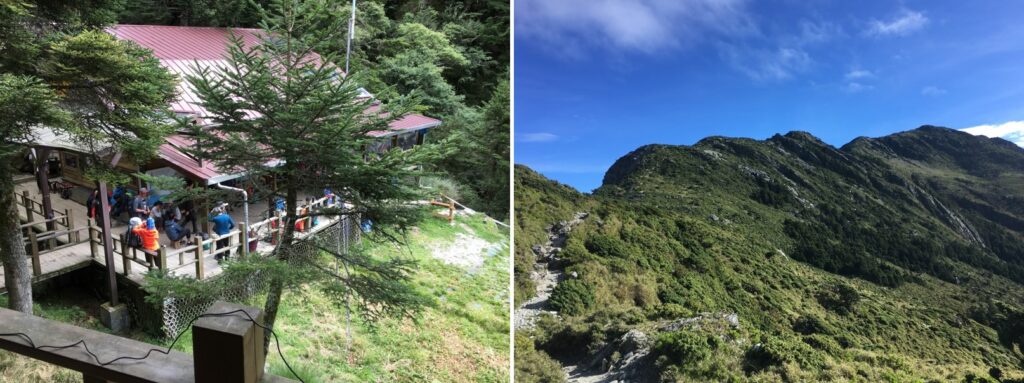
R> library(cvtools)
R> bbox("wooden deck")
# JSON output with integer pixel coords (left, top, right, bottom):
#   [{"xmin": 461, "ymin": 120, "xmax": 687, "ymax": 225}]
[{"xmin": 3, "ymin": 184, "xmax": 351, "ymax": 291}]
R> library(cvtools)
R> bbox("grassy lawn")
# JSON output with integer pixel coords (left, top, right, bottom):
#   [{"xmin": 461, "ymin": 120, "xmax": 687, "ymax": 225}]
[{"xmin": 1, "ymin": 212, "xmax": 510, "ymax": 382}]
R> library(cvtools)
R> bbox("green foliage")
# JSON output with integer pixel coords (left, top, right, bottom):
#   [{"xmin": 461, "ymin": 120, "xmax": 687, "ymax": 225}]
[
  {"xmin": 44, "ymin": 30, "xmax": 177, "ymax": 174},
  {"xmin": 119, "ymin": 0, "xmax": 270, "ymax": 27},
  {"xmin": 654, "ymin": 331, "xmax": 716, "ymax": 366},
  {"xmin": 0, "ymin": 74, "xmax": 68, "ymax": 156},
  {"xmin": 514, "ymin": 333, "xmax": 567, "ymax": 383},
  {"xmin": 815, "ymin": 282, "xmax": 860, "ymax": 315},
  {"xmin": 549, "ymin": 279, "xmax": 594, "ymax": 316}
]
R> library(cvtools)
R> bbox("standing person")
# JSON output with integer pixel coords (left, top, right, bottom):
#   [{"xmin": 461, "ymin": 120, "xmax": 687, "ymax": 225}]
[
  {"xmin": 323, "ymin": 187, "xmax": 335, "ymax": 205},
  {"xmin": 132, "ymin": 187, "xmax": 150, "ymax": 219},
  {"xmin": 110, "ymin": 185, "xmax": 126, "ymax": 218},
  {"xmin": 132, "ymin": 217, "xmax": 161, "ymax": 267},
  {"xmin": 86, "ymin": 189, "xmax": 106, "ymax": 227},
  {"xmin": 209, "ymin": 205, "xmax": 235, "ymax": 261}
]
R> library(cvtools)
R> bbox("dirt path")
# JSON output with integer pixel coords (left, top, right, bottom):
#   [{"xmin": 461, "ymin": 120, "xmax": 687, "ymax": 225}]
[{"xmin": 514, "ymin": 212, "xmax": 587, "ymax": 330}]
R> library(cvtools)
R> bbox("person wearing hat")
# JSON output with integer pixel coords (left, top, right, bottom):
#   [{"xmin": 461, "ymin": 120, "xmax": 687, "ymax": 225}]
[
  {"xmin": 209, "ymin": 205, "xmax": 235, "ymax": 261},
  {"xmin": 132, "ymin": 187, "xmax": 151, "ymax": 219},
  {"xmin": 133, "ymin": 217, "xmax": 161, "ymax": 267}
]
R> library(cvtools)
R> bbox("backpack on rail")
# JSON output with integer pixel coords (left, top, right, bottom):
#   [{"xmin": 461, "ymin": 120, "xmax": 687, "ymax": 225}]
[{"xmin": 123, "ymin": 228, "xmax": 142, "ymax": 249}]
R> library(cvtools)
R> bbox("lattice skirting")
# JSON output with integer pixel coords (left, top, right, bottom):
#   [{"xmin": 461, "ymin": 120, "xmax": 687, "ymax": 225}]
[{"xmin": 159, "ymin": 215, "xmax": 361, "ymax": 338}]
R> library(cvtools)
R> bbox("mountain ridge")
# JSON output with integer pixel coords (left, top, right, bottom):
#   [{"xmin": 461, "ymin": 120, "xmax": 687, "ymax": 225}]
[{"xmin": 515, "ymin": 125, "xmax": 1024, "ymax": 382}]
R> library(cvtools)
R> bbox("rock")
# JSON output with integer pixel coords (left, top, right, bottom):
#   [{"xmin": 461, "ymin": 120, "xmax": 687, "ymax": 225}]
[
  {"xmin": 726, "ymin": 313, "xmax": 740, "ymax": 328},
  {"xmin": 570, "ymin": 271, "xmax": 578, "ymax": 278}
]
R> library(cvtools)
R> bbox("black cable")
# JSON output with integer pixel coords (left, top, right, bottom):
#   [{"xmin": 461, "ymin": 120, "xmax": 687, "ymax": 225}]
[{"xmin": 0, "ymin": 309, "xmax": 306, "ymax": 383}]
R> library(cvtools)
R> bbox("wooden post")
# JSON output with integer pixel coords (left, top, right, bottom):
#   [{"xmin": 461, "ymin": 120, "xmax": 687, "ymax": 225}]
[
  {"xmin": 47, "ymin": 225, "xmax": 56, "ymax": 250},
  {"xmin": 158, "ymin": 248, "xmax": 167, "ymax": 271},
  {"xmin": 67, "ymin": 209, "xmax": 77, "ymax": 243},
  {"xmin": 238, "ymin": 222, "xmax": 248, "ymax": 259},
  {"xmin": 22, "ymin": 190, "xmax": 33, "ymax": 223},
  {"xmin": 194, "ymin": 236, "xmax": 204, "ymax": 280},
  {"xmin": 98, "ymin": 175, "xmax": 121, "ymax": 306},
  {"xmin": 28, "ymin": 231, "xmax": 40, "ymax": 277},
  {"xmin": 448, "ymin": 198, "xmax": 455, "ymax": 223},
  {"xmin": 193, "ymin": 301, "xmax": 265, "ymax": 383},
  {"xmin": 89, "ymin": 224, "xmax": 98, "ymax": 259}
]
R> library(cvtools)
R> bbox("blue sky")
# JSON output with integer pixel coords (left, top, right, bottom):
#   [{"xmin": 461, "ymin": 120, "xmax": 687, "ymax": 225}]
[{"xmin": 514, "ymin": 0, "xmax": 1024, "ymax": 192}]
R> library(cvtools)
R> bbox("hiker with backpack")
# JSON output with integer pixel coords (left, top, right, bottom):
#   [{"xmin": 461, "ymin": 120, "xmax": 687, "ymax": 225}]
[
  {"xmin": 86, "ymin": 189, "xmax": 106, "ymax": 226},
  {"xmin": 165, "ymin": 219, "xmax": 192, "ymax": 243},
  {"xmin": 209, "ymin": 205, "xmax": 235, "ymax": 262}
]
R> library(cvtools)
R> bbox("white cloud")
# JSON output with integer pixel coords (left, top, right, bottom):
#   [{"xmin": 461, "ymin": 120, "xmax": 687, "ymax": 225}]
[
  {"xmin": 865, "ymin": 10, "xmax": 928, "ymax": 37},
  {"xmin": 516, "ymin": 0, "xmax": 755, "ymax": 54},
  {"xmin": 845, "ymin": 69, "xmax": 873, "ymax": 80},
  {"xmin": 719, "ymin": 45, "xmax": 812, "ymax": 81},
  {"xmin": 961, "ymin": 121, "xmax": 1024, "ymax": 147},
  {"xmin": 921, "ymin": 86, "xmax": 947, "ymax": 96},
  {"xmin": 842, "ymin": 82, "xmax": 873, "ymax": 93},
  {"xmin": 519, "ymin": 132, "xmax": 560, "ymax": 143}
]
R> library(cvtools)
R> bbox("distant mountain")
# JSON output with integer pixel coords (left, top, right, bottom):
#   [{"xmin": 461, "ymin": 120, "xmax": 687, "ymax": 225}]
[{"xmin": 515, "ymin": 126, "xmax": 1024, "ymax": 382}]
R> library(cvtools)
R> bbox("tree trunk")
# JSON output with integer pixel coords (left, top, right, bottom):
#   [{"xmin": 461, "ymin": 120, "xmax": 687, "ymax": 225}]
[
  {"xmin": 0, "ymin": 158, "xmax": 33, "ymax": 313},
  {"xmin": 261, "ymin": 184, "xmax": 299, "ymax": 354},
  {"xmin": 262, "ymin": 278, "xmax": 284, "ymax": 355}
]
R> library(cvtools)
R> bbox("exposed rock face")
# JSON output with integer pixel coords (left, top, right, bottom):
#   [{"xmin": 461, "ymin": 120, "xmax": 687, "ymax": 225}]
[{"xmin": 565, "ymin": 330, "xmax": 657, "ymax": 383}]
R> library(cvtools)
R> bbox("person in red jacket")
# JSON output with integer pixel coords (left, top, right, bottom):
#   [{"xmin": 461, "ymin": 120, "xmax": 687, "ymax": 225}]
[{"xmin": 133, "ymin": 217, "xmax": 161, "ymax": 267}]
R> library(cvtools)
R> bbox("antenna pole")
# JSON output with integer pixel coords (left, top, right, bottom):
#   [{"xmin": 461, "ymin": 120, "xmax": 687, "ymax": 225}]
[{"xmin": 345, "ymin": 0, "xmax": 356, "ymax": 75}]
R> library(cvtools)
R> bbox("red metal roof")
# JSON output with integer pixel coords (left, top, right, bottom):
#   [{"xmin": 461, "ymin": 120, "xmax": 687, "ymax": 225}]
[
  {"xmin": 109, "ymin": 25, "xmax": 442, "ymax": 181},
  {"xmin": 159, "ymin": 134, "xmax": 227, "ymax": 182},
  {"xmin": 108, "ymin": 25, "xmax": 266, "ymax": 60}
]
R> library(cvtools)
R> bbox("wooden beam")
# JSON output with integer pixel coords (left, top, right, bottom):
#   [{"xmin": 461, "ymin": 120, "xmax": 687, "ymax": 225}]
[{"xmin": 0, "ymin": 307, "xmax": 195, "ymax": 383}]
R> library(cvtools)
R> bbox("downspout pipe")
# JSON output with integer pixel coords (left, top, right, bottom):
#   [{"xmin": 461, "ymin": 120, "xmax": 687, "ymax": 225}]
[{"xmin": 215, "ymin": 183, "xmax": 249, "ymax": 258}]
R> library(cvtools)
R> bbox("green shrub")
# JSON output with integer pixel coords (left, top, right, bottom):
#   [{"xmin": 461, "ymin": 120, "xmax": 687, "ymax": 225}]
[
  {"xmin": 653, "ymin": 331, "xmax": 717, "ymax": 366},
  {"xmin": 514, "ymin": 334, "xmax": 567, "ymax": 383},
  {"xmin": 792, "ymin": 315, "xmax": 831, "ymax": 335},
  {"xmin": 584, "ymin": 234, "xmax": 631, "ymax": 258},
  {"xmin": 816, "ymin": 283, "xmax": 860, "ymax": 315},
  {"xmin": 549, "ymin": 279, "xmax": 595, "ymax": 316}
]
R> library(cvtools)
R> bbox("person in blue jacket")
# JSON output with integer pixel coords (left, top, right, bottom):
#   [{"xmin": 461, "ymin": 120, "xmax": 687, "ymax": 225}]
[{"xmin": 209, "ymin": 205, "xmax": 235, "ymax": 261}]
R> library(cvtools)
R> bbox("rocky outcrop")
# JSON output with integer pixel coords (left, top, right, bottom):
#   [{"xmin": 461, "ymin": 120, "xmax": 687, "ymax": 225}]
[{"xmin": 514, "ymin": 212, "xmax": 588, "ymax": 329}]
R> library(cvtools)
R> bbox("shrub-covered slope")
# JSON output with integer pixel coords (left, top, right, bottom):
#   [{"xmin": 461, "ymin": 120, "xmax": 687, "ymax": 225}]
[{"xmin": 515, "ymin": 126, "xmax": 1024, "ymax": 382}]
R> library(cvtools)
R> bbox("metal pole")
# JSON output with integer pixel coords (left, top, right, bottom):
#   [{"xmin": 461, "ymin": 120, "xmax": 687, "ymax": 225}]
[
  {"xmin": 215, "ymin": 183, "xmax": 249, "ymax": 258},
  {"xmin": 345, "ymin": 0, "xmax": 356, "ymax": 75}
]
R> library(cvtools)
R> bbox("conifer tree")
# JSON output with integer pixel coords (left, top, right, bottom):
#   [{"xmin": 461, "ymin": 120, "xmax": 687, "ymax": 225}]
[
  {"xmin": 183, "ymin": 0, "xmax": 447, "ymax": 352},
  {"xmin": 0, "ymin": 1, "xmax": 176, "ymax": 313}
]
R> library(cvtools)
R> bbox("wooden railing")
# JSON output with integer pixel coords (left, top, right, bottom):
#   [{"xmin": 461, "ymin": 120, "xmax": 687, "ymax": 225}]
[
  {"xmin": 0, "ymin": 301, "xmax": 297, "ymax": 383},
  {"xmin": 19, "ymin": 213, "xmax": 89, "ymax": 278},
  {"xmin": 85, "ymin": 194, "xmax": 344, "ymax": 281},
  {"xmin": 17, "ymin": 189, "xmax": 71, "ymax": 232}
]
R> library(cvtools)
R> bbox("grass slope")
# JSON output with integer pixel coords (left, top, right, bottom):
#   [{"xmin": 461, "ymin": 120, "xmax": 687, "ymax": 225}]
[{"xmin": 2, "ymin": 212, "xmax": 509, "ymax": 383}]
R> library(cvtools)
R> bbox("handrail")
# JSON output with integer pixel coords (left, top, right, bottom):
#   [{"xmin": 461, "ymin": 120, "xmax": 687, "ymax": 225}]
[{"xmin": 80, "ymin": 194, "xmax": 350, "ymax": 281}]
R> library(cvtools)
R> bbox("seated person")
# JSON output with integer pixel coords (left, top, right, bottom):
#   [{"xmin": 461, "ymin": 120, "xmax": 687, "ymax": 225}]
[
  {"xmin": 165, "ymin": 219, "xmax": 192, "ymax": 243},
  {"xmin": 132, "ymin": 217, "xmax": 161, "ymax": 267}
]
